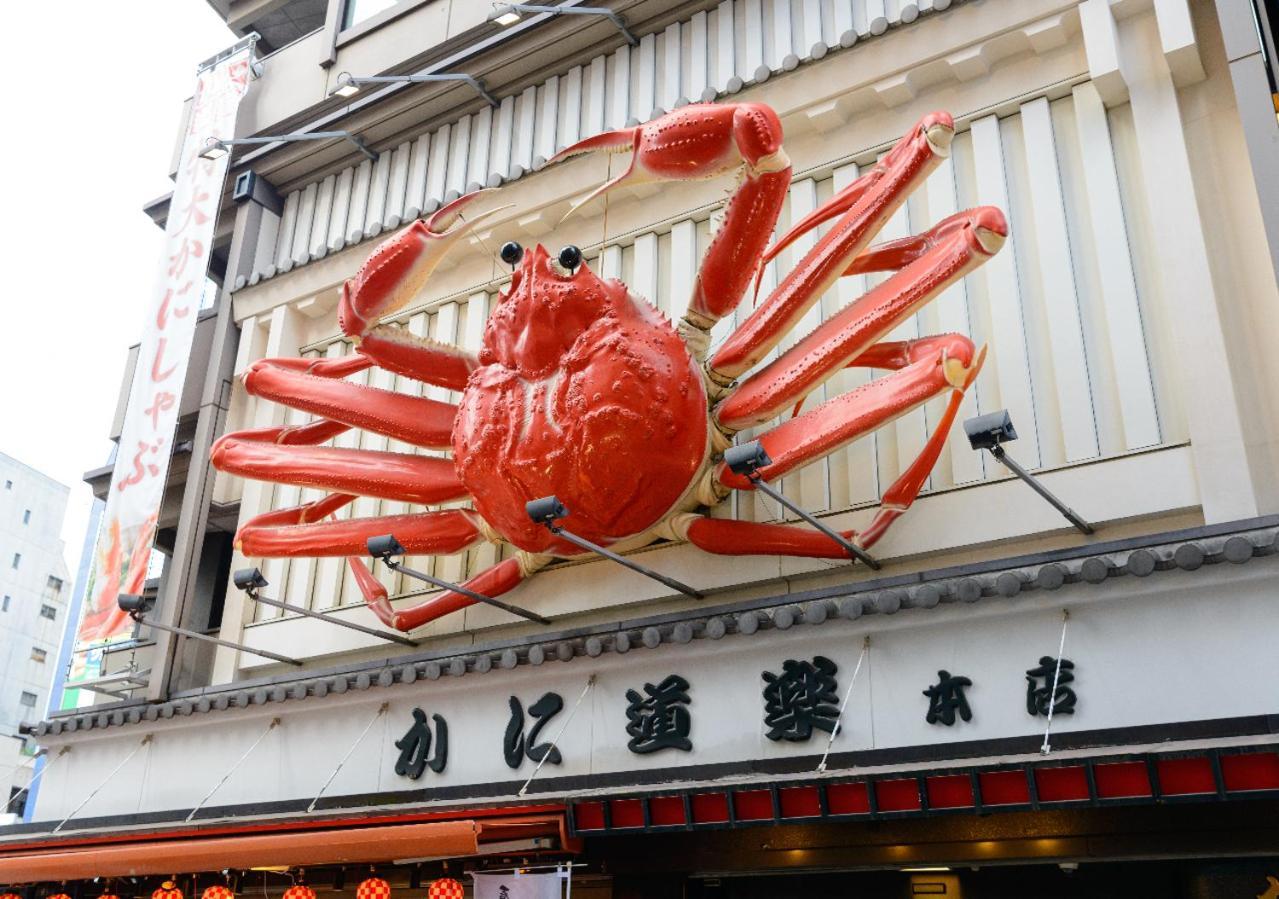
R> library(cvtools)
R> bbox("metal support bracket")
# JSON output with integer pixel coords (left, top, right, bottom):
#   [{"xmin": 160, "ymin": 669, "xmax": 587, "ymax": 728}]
[
  {"xmin": 748, "ymin": 475, "xmax": 881, "ymax": 570},
  {"xmin": 989, "ymin": 446, "xmax": 1095, "ymax": 535},
  {"xmin": 128, "ymin": 611, "xmax": 303, "ymax": 666},
  {"xmin": 248, "ymin": 591, "xmax": 419, "ymax": 647},
  {"xmin": 547, "ymin": 525, "xmax": 705, "ymax": 599},
  {"xmin": 337, "ymin": 72, "xmax": 499, "ymax": 107}
]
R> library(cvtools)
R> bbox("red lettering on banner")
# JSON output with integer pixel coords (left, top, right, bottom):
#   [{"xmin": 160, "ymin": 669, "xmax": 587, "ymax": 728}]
[
  {"xmin": 167, "ymin": 238, "xmax": 205, "ymax": 279},
  {"xmin": 144, "ymin": 392, "xmax": 177, "ymax": 429},
  {"xmin": 156, "ymin": 283, "xmax": 194, "ymax": 330},
  {"xmin": 172, "ymin": 189, "xmax": 211, "ymax": 233},
  {"xmin": 116, "ymin": 438, "xmax": 166, "ymax": 492},
  {"xmin": 151, "ymin": 338, "xmax": 179, "ymax": 382}
]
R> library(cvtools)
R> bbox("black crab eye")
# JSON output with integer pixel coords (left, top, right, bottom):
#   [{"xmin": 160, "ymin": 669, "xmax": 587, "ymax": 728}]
[
  {"xmin": 558, "ymin": 245, "xmax": 582, "ymax": 273},
  {"xmin": 500, "ymin": 241, "xmax": 524, "ymax": 267}
]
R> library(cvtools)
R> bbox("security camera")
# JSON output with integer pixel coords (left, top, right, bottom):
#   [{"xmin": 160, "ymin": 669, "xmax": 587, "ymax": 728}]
[{"xmin": 963, "ymin": 409, "xmax": 1018, "ymax": 451}]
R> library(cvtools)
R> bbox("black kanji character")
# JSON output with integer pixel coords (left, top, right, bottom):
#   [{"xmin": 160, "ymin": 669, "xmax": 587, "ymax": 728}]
[
  {"xmin": 1025, "ymin": 656, "xmax": 1076, "ymax": 717},
  {"xmin": 762, "ymin": 656, "xmax": 840, "ymax": 742},
  {"xmin": 923, "ymin": 669, "xmax": 973, "ymax": 726},
  {"xmin": 394, "ymin": 707, "xmax": 448, "ymax": 779},
  {"xmin": 626, "ymin": 674, "xmax": 693, "ymax": 754},
  {"xmin": 503, "ymin": 692, "xmax": 563, "ymax": 769}
]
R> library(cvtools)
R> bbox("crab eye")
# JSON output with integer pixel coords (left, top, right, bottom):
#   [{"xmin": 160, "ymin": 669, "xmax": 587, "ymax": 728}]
[
  {"xmin": 558, "ymin": 245, "xmax": 582, "ymax": 273},
  {"xmin": 500, "ymin": 241, "xmax": 524, "ymax": 266}
]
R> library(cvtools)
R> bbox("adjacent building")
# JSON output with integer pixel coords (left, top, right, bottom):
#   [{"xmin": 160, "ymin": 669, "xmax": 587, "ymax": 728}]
[
  {"xmin": 0, "ymin": 454, "xmax": 70, "ymax": 823},
  {"xmin": 3, "ymin": 0, "xmax": 1278, "ymax": 895}
]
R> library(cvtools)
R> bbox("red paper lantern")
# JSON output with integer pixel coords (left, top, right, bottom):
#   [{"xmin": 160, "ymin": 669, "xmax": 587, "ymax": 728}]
[
  {"xmin": 1, "ymin": 893, "xmax": 24, "ymax": 899},
  {"xmin": 202, "ymin": 887, "xmax": 234, "ymax": 899},
  {"xmin": 356, "ymin": 879, "xmax": 390, "ymax": 899},
  {"xmin": 282, "ymin": 886, "xmax": 316, "ymax": 899},
  {"xmin": 153, "ymin": 882, "xmax": 183, "ymax": 899},
  {"xmin": 48, "ymin": 893, "xmax": 72, "ymax": 899},
  {"xmin": 427, "ymin": 879, "xmax": 463, "ymax": 899},
  {"xmin": 98, "ymin": 894, "xmax": 122, "ymax": 899}
]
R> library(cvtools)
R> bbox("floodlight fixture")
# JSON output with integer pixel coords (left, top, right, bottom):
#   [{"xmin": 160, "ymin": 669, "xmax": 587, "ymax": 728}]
[
  {"xmin": 199, "ymin": 130, "xmax": 379, "ymax": 162},
  {"xmin": 330, "ymin": 71, "xmax": 499, "ymax": 107},
  {"xmin": 366, "ymin": 533, "xmax": 552, "ymax": 625},
  {"xmin": 233, "ymin": 566, "xmax": 418, "ymax": 647},
  {"xmin": 525, "ymin": 496, "xmax": 705, "ymax": 599},
  {"xmin": 232, "ymin": 566, "xmax": 269, "ymax": 594},
  {"xmin": 727, "ymin": 441, "xmax": 881, "ymax": 570},
  {"xmin": 963, "ymin": 410, "xmax": 1095, "ymax": 535},
  {"xmin": 118, "ymin": 594, "xmax": 302, "ymax": 666},
  {"xmin": 487, "ymin": 4, "xmax": 639, "ymax": 46}
]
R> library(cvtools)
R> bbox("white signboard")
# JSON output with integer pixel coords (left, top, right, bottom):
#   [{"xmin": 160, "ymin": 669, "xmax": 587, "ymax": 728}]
[{"xmin": 473, "ymin": 872, "xmax": 562, "ymax": 899}]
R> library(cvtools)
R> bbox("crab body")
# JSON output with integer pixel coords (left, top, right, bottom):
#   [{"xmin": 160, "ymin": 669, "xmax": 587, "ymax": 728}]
[{"xmin": 212, "ymin": 103, "xmax": 1009, "ymax": 633}]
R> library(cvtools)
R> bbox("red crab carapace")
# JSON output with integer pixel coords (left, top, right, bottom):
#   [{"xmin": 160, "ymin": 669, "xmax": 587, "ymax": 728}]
[{"xmin": 212, "ymin": 103, "xmax": 1007, "ymax": 631}]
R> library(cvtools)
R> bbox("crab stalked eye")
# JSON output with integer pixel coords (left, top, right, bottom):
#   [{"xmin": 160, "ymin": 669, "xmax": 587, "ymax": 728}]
[
  {"xmin": 500, "ymin": 241, "xmax": 524, "ymax": 266},
  {"xmin": 558, "ymin": 245, "xmax": 582, "ymax": 273}
]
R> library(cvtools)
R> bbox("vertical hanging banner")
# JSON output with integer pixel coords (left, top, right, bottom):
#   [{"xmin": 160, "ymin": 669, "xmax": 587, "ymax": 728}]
[
  {"xmin": 67, "ymin": 43, "xmax": 253, "ymax": 697},
  {"xmin": 472, "ymin": 872, "xmax": 563, "ymax": 899}
]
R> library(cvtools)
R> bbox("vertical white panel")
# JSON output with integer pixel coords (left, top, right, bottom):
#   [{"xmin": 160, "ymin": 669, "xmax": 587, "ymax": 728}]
[
  {"xmin": 1073, "ymin": 82, "xmax": 1160, "ymax": 450},
  {"xmin": 770, "ymin": 0, "xmax": 795, "ymax": 69},
  {"xmin": 559, "ymin": 65, "xmax": 583, "ymax": 152},
  {"xmin": 689, "ymin": 11, "xmax": 709, "ymax": 101},
  {"xmin": 715, "ymin": 1, "xmax": 737, "ymax": 92},
  {"xmin": 637, "ymin": 32, "xmax": 657, "ymax": 119},
  {"xmin": 328, "ymin": 167, "xmax": 353, "ymax": 252},
  {"xmin": 969, "ymin": 114, "xmax": 1040, "ymax": 467},
  {"xmin": 632, "ymin": 233, "xmax": 659, "ymax": 306},
  {"xmin": 364, "ymin": 150, "xmax": 391, "ymax": 238},
  {"xmin": 668, "ymin": 220, "xmax": 697, "ymax": 323},
  {"xmin": 426, "ymin": 124, "xmax": 451, "ymax": 209},
  {"xmin": 1019, "ymin": 97, "xmax": 1098, "ymax": 463},
  {"xmin": 405, "ymin": 132, "xmax": 431, "ymax": 220},
  {"xmin": 290, "ymin": 182, "xmax": 316, "ymax": 267},
  {"xmin": 514, "ymin": 86, "xmax": 537, "ymax": 174},
  {"xmin": 743, "ymin": 0, "xmax": 766, "ymax": 80},
  {"xmin": 384, "ymin": 140, "xmax": 411, "ymax": 229},
  {"xmin": 661, "ymin": 22, "xmax": 682, "ymax": 110},
  {"xmin": 310, "ymin": 174, "xmax": 335, "ymax": 260},
  {"xmin": 924, "ymin": 155, "xmax": 985, "ymax": 486},
  {"xmin": 489, "ymin": 95, "xmax": 515, "ymax": 186},
  {"xmin": 608, "ymin": 44, "xmax": 631, "ymax": 128},
  {"xmin": 803, "ymin": 0, "xmax": 825, "ymax": 56},
  {"xmin": 446, "ymin": 113, "xmax": 472, "ymax": 198},
  {"xmin": 597, "ymin": 244, "xmax": 623, "ymax": 279},
  {"xmin": 586, "ymin": 56, "xmax": 607, "ymax": 137},
  {"xmin": 346, "ymin": 159, "xmax": 372, "ymax": 244},
  {"xmin": 466, "ymin": 106, "xmax": 492, "ymax": 192},
  {"xmin": 833, "ymin": 0, "xmax": 856, "ymax": 41},
  {"xmin": 534, "ymin": 76, "xmax": 559, "ymax": 166}
]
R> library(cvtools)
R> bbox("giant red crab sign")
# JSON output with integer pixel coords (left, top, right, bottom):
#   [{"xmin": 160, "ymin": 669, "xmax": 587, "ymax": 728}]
[{"xmin": 212, "ymin": 103, "xmax": 1007, "ymax": 632}]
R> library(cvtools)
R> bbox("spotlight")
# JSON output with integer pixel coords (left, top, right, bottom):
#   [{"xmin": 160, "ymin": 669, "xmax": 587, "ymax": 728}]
[
  {"xmin": 525, "ymin": 496, "xmax": 568, "ymax": 526},
  {"xmin": 488, "ymin": 4, "xmax": 523, "ymax": 26},
  {"xmin": 329, "ymin": 72, "xmax": 361, "ymax": 98},
  {"xmin": 486, "ymin": 4, "xmax": 638, "ymax": 45},
  {"xmin": 117, "ymin": 593, "xmax": 155, "ymax": 615},
  {"xmin": 232, "ymin": 567, "xmax": 268, "ymax": 593},
  {"xmin": 366, "ymin": 534, "xmax": 407, "ymax": 559},
  {"xmin": 199, "ymin": 139, "xmax": 230, "ymax": 161},
  {"xmin": 723, "ymin": 441, "xmax": 772, "ymax": 477}
]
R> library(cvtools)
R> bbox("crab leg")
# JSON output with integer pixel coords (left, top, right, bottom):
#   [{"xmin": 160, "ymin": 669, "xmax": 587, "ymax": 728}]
[
  {"xmin": 682, "ymin": 516, "xmax": 861, "ymax": 559},
  {"xmin": 549, "ymin": 104, "xmax": 791, "ymax": 334},
  {"xmin": 212, "ymin": 427, "xmax": 467, "ymax": 504},
  {"xmin": 711, "ymin": 112, "xmax": 955, "ymax": 381},
  {"xmin": 363, "ymin": 556, "xmax": 532, "ymax": 632},
  {"xmin": 716, "ymin": 207, "xmax": 1006, "ymax": 430},
  {"xmin": 238, "ymin": 505, "xmax": 483, "ymax": 558}
]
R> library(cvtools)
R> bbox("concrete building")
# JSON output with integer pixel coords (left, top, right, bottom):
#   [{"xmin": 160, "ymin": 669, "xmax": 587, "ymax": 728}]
[
  {"xmin": 4, "ymin": 0, "xmax": 1279, "ymax": 894},
  {"xmin": 0, "ymin": 454, "xmax": 70, "ymax": 822}
]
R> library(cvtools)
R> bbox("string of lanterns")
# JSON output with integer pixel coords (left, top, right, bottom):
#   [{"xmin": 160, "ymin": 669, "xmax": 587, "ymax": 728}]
[{"xmin": 1, "ymin": 875, "xmax": 468, "ymax": 899}]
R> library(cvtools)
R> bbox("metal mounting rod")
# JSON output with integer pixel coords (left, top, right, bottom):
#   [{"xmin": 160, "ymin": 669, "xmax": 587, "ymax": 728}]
[
  {"xmin": 749, "ymin": 476, "xmax": 881, "ymax": 570},
  {"xmin": 989, "ymin": 445, "xmax": 1095, "ymax": 535},
  {"xmin": 248, "ymin": 592, "xmax": 419, "ymax": 647},
  {"xmin": 129, "ymin": 613, "xmax": 303, "ymax": 666},
  {"xmin": 548, "ymin": 526, "xmax": 705, "ymax": 599},
  {"xmin": 340, "ymin": 73, "xmax": 499, "ymax": 107},
  {"xmin": 496, "ymin": 4, "xmax": 639, "ymax": 46},
  {"xmin": 206, "ymin": 130, "xmax": 378, "ymax": 161},
  {"xmin": 378, "ymin": 557, "xmax": 553, "ymax": 626}
]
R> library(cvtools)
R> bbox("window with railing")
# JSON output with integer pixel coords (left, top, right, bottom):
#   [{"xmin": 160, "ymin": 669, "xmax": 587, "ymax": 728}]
[
  {"xmin": 30, "ymin": 647, "xmax": 45, "ymax": 663},
  {"xmin": 39, "ymin": 605, "xmax": 56, "ymax": 621}
]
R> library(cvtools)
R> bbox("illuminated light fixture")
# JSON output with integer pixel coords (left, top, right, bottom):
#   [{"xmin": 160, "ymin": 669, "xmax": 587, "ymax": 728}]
[
  {"xmin": 963, "ymin": 410, "xmax": 1094, "ymax": 535},
  {"xmin": 233, "ymin": 567, "xmax": 419, "ymax": 647},
  {"xmin": 724, "ymin": 441, "xmax": 881, "ymax": 570},
  {"xmin": 366, "ymin": 534, "xmax": 552, "ymax": 625},
  {"xmin": 118, "ymin": 592, "xmax": 303, "ymax": 666},
  {"xmin": 329, "ymin": 71, "xmax": 499, "ymax": 107},
  {"xmin": 902, "ymin": 866, "xmax": 952, "ymax": 872},
  {"xmin": 526, "ymin": 496, "xmax": 704, "ymax": 599},
  {"xmin": 487, "ymin": 4, "xmax": 639, "ymax": 46},
  {"xmin": 199, "ymin": 130, "xmax": 378, "ymax": 162}
]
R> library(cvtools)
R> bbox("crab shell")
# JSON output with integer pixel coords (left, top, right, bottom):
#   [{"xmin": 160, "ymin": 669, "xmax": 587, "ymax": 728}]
[{"xmin": 452, "ymin": 244, "xmax": 710, "ymax": 556}]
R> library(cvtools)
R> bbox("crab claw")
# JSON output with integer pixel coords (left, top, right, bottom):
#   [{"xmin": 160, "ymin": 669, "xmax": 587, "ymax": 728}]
[
  {"xmin": 549, "ymin": 103, "xmax": 790, "ymax": 222},
  {"xmin": 338, "ymin": 189, "xmax": 511, "ymax": 339}
]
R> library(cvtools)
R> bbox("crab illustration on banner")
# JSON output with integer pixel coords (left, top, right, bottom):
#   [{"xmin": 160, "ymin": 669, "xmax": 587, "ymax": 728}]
[
  {"xmin": 426, "ymin": 879, "xmax": 464, "ymax": 899},
  {"xmin": 213, "ymin": 104, "xmax": 1007, "ymax": 632}
]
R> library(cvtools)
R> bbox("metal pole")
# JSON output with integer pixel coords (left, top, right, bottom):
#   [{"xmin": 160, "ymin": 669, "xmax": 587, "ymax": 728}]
[
  {"xmin": 750, "ymin": 477, "xmax": 881, "ymax": 570},
  {"xmin": 386, "ymin": 560, "xmax": 552, "ymax": 625},
  {"xmin": 131, "ymin": 614, "xmax": 303, "ymax": 666},
  {"xmin": 224, "ymin": 132, "xmax": 378, "ymax": 161},
  {"xmin": 989, "ymin": 446, "xmax": 1094, "ymax": 535},
  {"xmin": 511, "ymin": 4, "xmax": 639, "ymax": 44},
  {"xmin": 249, "ymin": 592, "xmax": 418, "ymax": 647},
  {"xmin": 549, "ymin": 527, "xmax": 704, "ymax": 599},
  {"xmin": 352, "ymin": 74, "xmax": 499, "ymax": 107}
]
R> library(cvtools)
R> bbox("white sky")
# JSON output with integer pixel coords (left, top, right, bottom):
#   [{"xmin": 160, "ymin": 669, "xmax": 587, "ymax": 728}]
[{"xmin": 0, "ymin": 3, "xmax": 236, "ymax": 574}]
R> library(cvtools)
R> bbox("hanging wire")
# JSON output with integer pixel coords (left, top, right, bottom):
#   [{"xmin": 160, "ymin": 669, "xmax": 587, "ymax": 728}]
[
  {"xmin": 518, "ymin": 675, "xmax": 596, "ymax": 797},
  {"xmin": 7, "ymin": 745, "xmax": 70, "ymax": 810},
  {"xmin": 54, "ymin": 734, "xmax": 153, "ymax": 832},
  {"xmin": 307, "ymin": 703, "xmax": 388, "ymax": 812},
  {"xmin": 186, "ymin": 717, "xmax": 280, "ymax": 821},
  {"xmin": 817, "ymin": 636, "xmax": 870, "ymax": 774},
  {"xmin": 1040, "ymin": 610, "xmax": 1071, "ymax": 755}
]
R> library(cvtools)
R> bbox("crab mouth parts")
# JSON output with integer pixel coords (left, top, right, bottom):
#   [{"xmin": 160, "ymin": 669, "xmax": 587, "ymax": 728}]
[{"xmin": 924, "ymin": 121, "xmax": 955, "ymax": 158}]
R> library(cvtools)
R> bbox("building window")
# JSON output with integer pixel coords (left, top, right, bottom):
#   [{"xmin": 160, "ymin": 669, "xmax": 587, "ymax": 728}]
[
  {"xmin": 31, "ymin": 647, "xmax": 45, "ymax": 663},
  {"xmin": 18, "ymin": 691, "xmax": 36, "ymax": 708},
  {"xmin": 39, "ymin": 604, "xmax": 56, "ymax": 621},
  {"xmin": 1, "ymin": 595, "xmax": 8, "ymax": 612},
  {"xmin": 44, "ymin": 576, "xmax": 63, "ymax": 600},
  {"xmin": 3, "ymin": 480, "xmax": 10, "ymax": 490},
  {"xmin": 10, "ymin": 553, "xmax": 18, "ymax": 570},
  {"xmin": 342, "ymin": 0, "xmax": 401, "ymax": 28},
  {"xmin": 22, "ymin": 509, "xmax": 30, "ymax": 524}
]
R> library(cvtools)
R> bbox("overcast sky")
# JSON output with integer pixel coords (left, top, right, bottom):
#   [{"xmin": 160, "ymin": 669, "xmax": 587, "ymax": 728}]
[{"xmin": 0, "ymin": 3, "xmax": 236, "ymax": 573}]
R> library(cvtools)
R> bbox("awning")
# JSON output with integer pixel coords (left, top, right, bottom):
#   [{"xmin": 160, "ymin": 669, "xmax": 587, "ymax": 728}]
[{"xmin": 0, "ymin": 812, "xmax": 568, "ymax": 882}]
